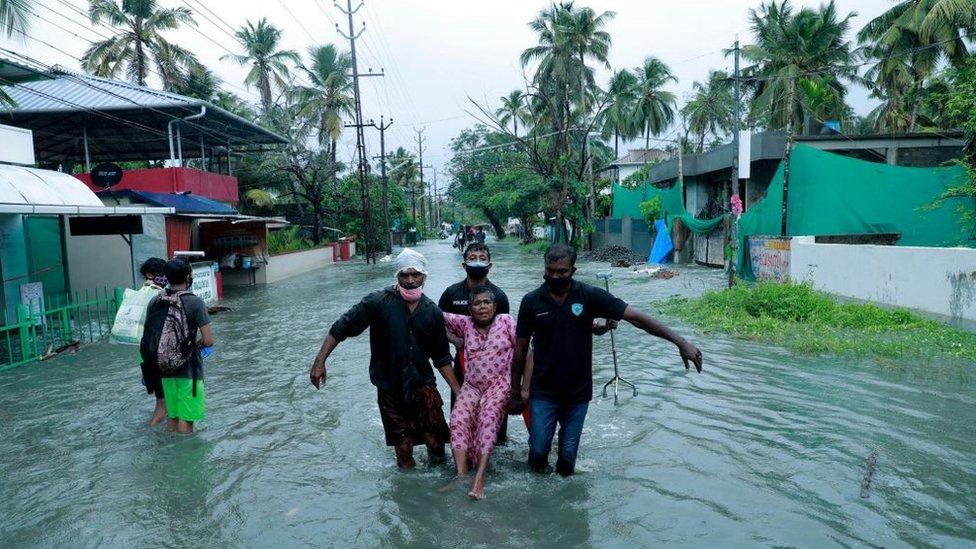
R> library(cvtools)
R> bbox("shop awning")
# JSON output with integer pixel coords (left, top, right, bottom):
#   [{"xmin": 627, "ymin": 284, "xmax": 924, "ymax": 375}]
[
  {"xmin": 109, "ymin": 190, "xmax": 238, "ymax": 215},
  {"xmin": 0, "ymin": 164, "xmax": 173, "ymax": 215}
]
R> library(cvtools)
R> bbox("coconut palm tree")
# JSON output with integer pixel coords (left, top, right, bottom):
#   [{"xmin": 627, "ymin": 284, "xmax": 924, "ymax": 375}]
[
  {"xmin": 496, "ymin": 90, "xmax": 530, "ymax": 138},
  {"xmin": 291, "ymin": 44, "xmax": 353, "ymax": 157},
  {"xmin": 0, "ymin": 0, "xmax": 30, "ymax": 37},
  {"xmin": 562, "ymin": 4, "xmax": 615, "ymax": 110},
  {"xmin": 859, "ymin": 0, "xmax": 973, "ymax": 131},
  {"xmin": 389, "ymin": 146, "xmax": 420, "ymax": 219},
  {"xmin": 632, "ymin": 56, "xmax": 677, "ymax": 157},
  {"xmin": 742, "ymin": 0, "xmax": 859, "ymax": 132},
  {"xmin": 82, "ymin": 0, "xmax": 198, "ymax": 89},
  {"xmin": 222, "ymin": 18, "xmax": 300, "ymax": 114},
  {"xmin": 681, "ymin": 70, "xmax": 734, "ymax": 152},
  {"xmin": 600, "ymin": 70, "xmax": 639, "ymax": 158}
]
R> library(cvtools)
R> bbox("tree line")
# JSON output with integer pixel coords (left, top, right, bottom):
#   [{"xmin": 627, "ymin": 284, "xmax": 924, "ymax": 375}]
[
  {"xmin": 447, "ymin": 0, "xmax": 976, "ymax": 244},
  {"xmin": 0, "ymin": 0, "xmax": 425, "ymax": 251}
]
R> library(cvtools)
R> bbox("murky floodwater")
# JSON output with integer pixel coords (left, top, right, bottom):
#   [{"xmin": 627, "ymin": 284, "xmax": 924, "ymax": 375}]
[{"xmin": 1, "ymin": 240, "xmax": 974, "ymax": 547}]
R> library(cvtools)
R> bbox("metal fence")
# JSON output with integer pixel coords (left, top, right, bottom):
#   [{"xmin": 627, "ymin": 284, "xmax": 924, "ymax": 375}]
[{"xmin": 0, "ymin": 287, "xmax": 123, "ymax": 372}]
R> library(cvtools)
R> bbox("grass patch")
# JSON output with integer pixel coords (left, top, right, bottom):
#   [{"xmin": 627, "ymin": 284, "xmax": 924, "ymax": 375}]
[
  {"xmin": 656, "ymin": 282, "xmax": 976, "ymax": 362},
  {"xmin": 518, "ymin": 240, "xmax": 551, "ymax": 254}
]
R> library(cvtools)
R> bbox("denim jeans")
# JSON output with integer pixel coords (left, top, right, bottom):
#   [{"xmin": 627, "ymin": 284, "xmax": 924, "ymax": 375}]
[{"xmin": 527, "ymin": 398, "xmax": 589, "ymax": 476}]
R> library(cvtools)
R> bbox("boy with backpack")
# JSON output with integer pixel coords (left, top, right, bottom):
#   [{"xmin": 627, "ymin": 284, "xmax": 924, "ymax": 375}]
[{"xmin": 141, "ymin": 259, "xmax": 214, "ymax": 434}]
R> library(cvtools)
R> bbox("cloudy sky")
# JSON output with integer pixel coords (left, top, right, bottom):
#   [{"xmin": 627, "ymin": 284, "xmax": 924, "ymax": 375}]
[{"xmin": 2, "ymin": 0, "xmax": 894, "ymax": 177}]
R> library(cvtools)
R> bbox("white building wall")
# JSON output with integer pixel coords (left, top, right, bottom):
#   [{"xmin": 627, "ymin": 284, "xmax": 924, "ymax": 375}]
[
  {"xmin": 789, "ymin": 236, "xmax": 976, "ymax": 322},
  {"xmin": 258, "ymin": 246, "xmax": 335, "ymax": 284}
]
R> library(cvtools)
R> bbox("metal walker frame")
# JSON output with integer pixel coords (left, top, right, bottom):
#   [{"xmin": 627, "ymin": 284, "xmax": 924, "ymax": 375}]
[{"xmin": 597, "ymin": 272, "xmax": 637, "ymax": 404}]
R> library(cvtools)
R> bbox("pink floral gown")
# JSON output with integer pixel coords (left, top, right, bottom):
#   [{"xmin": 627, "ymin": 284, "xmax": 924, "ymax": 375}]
[{"xmin": 443, "ymin": 312, "xmax": 516, "ymax": 457}]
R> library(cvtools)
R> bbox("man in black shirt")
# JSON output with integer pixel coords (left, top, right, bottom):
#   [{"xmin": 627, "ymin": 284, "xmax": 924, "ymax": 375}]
[
  {"xmin": 310, "ymin": 248, "xmax": 461, "ymax": 469},
  {"xmin": 439, "ymin": 242, "xmax": 511, "ymax": 442},
  {"xmin": 511, "ymin": 243, "xmax": 703, "ymax": 476}
]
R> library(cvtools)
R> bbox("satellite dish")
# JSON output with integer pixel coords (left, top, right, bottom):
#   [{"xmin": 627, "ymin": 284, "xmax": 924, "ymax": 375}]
[{"xmin": 91, "ymin": 163, "xmax": 124, "ymax": 189}]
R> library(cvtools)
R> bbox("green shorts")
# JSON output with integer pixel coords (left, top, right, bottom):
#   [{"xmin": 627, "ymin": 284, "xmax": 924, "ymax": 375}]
[{"xmin": 161, "ymin": 378, "xmax": 205, "ymax": 422}]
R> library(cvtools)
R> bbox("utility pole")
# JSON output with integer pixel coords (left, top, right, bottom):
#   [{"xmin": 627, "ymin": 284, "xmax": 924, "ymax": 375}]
[
  {"xmin": 422, "ymin": 165, "xmax": 438, "ymax": 228},
  {"xmin": 369, "ymin": 116, "xmax": 394, "ymax": 255},
  {"xmin": 416, "ymin": 128, "xmax": 426, "ymax": 234},
  {"xmin": 729, "ymin": 38, "xmax": 742, "ymax": 288},
  {"xmin": 337, "ymin": 0, "xmax": 374, "ymax": 264}
]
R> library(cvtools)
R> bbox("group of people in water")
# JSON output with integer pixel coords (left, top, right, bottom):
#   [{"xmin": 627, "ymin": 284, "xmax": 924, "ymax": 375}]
[
  {"xmin": 132, "ymin": 239, "xmax": 702, "ymax": 498},
  {"xmin": 309, "ymin": 242, "xmax": 703, "ymax": 499}
]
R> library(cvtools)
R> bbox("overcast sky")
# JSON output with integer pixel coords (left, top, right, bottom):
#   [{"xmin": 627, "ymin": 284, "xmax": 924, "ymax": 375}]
[{"xmin": 2, "ymin": 0, "xmax": 894, "ymax": 178}]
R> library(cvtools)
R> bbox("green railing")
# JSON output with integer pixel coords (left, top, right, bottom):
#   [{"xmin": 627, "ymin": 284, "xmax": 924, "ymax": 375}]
[{"xmin": 0, "ymin": 287, "xmax": 123, "ymax": 372}]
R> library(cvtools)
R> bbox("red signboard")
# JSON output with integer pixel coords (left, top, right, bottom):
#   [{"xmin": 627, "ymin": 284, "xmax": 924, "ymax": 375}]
[{"xmin": 75, "ymin": 167, "xmax": 239, "ymax": 204}]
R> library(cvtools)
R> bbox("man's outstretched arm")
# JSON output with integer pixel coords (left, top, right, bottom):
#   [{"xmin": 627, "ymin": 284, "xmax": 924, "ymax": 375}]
[
  {"xmin": 310, "ymin": 334, "xmax": 340, "ymax": 389},
  {"xmin": 621, "ymin": 306, "xmax": 703, "ymax": 372}
]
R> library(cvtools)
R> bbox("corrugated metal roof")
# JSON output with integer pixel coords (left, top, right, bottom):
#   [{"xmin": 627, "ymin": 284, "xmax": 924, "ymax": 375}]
[
  {"xmin": 116, "ymin": 190, "xmax": 238, "ymax": 215},
  {"xmin": 3, "ymin": 67, "xmax": 197, "ymax": 113},
  {"xmin": 611, "ymin": 148, "xmax": 670, "ymax": 166},
  {"xmin": 0, "ymin": 67, "xmax": 287, "ymax": 163}
]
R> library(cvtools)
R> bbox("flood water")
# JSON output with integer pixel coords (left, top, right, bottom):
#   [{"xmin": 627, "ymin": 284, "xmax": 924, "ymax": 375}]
[{"xmin": 1, "ymin": 240, "xmax": 974, "ymax": 547}]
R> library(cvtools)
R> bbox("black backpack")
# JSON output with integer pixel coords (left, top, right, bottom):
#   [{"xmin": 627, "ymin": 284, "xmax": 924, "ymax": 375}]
[{"xmin": 141, "ymin": 291, "xmax": 198, "ymax": 394}]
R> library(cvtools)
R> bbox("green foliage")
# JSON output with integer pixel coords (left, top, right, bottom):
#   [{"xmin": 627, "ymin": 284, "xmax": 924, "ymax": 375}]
[
  {"xmin": 639, "ymin": 196, "xmax": 663, "ymax": 224},
  {"xmin": 518, "ymin": 240, "xmax": 551, "ymax": 254},
  {"xmin": 267, "ymin": 226, "xmax": 314, "ymax": 255},
  {"xmin": 657, "ymin": 282, "xmax": 976, "ymax": 362}
]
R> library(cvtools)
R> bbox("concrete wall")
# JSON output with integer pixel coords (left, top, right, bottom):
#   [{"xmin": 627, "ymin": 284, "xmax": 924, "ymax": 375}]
[
  {"xmin": 64, "ymin": 214, "xmax": 168, "ymax": 293},
  {"xmin": 258, "ymin": 246, "xmax": 335, "ymax": 284},
  {"xmin": 790, "ymin": 236, "xmax": 976, "ymax": 323}
]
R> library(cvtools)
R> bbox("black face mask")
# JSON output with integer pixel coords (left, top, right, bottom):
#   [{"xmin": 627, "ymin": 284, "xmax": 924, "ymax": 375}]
[
  {"xmin": 464, "ymin": 262, "xmax": 490, "ymax": 281},
  {"xmin": 544, "ymin": 275, "xmax": 572, "ymax": 292}
]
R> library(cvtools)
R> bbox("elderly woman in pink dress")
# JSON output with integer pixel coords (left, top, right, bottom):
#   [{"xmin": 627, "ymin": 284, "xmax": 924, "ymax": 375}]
[{"xmin": 442, "ymin": 286, "xmax": 517, "ymax": 499}]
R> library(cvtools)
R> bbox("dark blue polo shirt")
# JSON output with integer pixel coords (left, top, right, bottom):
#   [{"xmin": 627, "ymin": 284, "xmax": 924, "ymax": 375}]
[{"xmin": 516, "ymin": 280, "xmax": 628, "ymax": 404}]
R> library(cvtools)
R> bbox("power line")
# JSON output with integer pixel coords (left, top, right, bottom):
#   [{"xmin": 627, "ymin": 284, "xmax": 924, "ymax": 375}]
[{"xmin": 277, "ymin": 0, "xmax": 317, "ymax": 43}]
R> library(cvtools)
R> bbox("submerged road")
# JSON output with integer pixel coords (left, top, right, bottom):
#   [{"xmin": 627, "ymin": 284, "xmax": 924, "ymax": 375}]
[{"xmin": 0, "ymin": 239, "xmax": 974, "ymax": 547}]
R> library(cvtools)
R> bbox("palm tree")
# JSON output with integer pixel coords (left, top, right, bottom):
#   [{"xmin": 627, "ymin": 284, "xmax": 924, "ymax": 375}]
[
  {"xmin": 681, "ymin": 70, "xmax": 734, "ymax": 152},
  {"xmin": 859, "ymin": 0, "xmax": 973, "ymax": 131},
  {"xmin": 496, "ymin": 90, "xmax": 529, "ymax": 138},
  {"xmin": 222, "ymin": 18, "xmax": 300, "ymax": 114},
  {"xmin": 632, "ymin": 56, "xmax": 677, "ymax": 158},
  {"xmin": 562, "ymin": 4, "xmax": 615, "ymax": 110},
  {"xmin": 292, "ymin": 44, "xmax": 353, "ymax": 157},
  {"xmin": 600, "ymin": 69, "xmax": 639, "ymax": 157},
  {"xmin": 82, "ymin": 0, "xmax": 198, "ymax": 89},
  {"xmin": 742, "ymin": 0, "xmax": 859, "ymax": 132},
  {"xmin": 1, "ymin": 0, "xmax": 30, "ymax": 37},
  {"xmin": 389, "ymin": 147, "xmax": 420, "ymax": 219}
]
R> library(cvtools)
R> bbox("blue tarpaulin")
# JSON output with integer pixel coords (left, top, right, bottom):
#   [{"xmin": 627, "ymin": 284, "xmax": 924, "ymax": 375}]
[
  {"xmin": 648, "ymin": 219, "xmax": 674, "ymax": 264},
  {"xmin": 109, "ymin": 190, "xmax": 237, "ymax": 215}
]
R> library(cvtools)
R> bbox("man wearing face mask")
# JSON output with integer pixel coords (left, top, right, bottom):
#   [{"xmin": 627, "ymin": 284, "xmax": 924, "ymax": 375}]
[
  {"xmin": 438, "ymin": 242, "xmax": 512, "ymax": 442},
  {"xmin": 510, "ymin": 243, "xmax": 704, "ymax": 477},
  {"xmin": 310, "ymin": 248, "xmax": 461, "ymax": 469}
]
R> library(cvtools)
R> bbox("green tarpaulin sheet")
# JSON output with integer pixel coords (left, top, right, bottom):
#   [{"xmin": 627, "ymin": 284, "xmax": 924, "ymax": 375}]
[
  {"xmin": 737, "ymin": 145, "xmax": 975, "ymax": 281},
  {"xmin": 612, "ymin": 176, "xmax": 725, "ymax": 234}
]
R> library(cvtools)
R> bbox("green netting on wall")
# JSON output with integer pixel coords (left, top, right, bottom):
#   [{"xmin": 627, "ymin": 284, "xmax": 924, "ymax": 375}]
[
  {"xmin": 612, "ymin": 177, "xmax": 725, "ymax": 234},
  {"xmin": 737, "ymin": 144, "xmax": 975, "ymax": 281}
]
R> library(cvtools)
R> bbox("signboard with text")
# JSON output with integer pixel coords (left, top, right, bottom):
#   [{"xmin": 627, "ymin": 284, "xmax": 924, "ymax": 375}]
[
  {"xmin": 749, "ymin": 236, "xmax": 792, "ymax": 282},
  {"xmin": 191, "ymin": 262, "xmax": 218, "ymax": 306}
]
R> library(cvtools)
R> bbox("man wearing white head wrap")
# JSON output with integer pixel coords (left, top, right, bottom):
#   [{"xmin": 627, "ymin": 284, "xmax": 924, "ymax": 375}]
[{"xmin": 310, "ymin": 247, "xmax": 461, "ymax": 469}]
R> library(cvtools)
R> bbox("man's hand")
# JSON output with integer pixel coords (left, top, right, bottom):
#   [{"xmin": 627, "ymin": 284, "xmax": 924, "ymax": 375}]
[
  {"xmin": 592, "ymin": 319, "xmax": 619, "ymax": 336},
  {"xmin": 310, "ymin": 361, "xmax": 327, "ymax": 389},
  {"xmin": 520, "ymin": 385, "xmax": 530, "ymax": 402},
  {"xmin": 677, "ymin": 340, "xmax": 703, "ymax": 373},
  {"xmin": 506, "ymin": 390, "xmax": 525, "ymax": 415}
]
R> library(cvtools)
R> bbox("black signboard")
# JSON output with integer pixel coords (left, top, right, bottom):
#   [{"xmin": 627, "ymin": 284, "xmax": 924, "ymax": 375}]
[
  {"xmin": 90, "ymin": 163, "xmax": 124, "ymax": 188},
  {"xmin": 69, "ymin": 216, "xmax": 144, "ymax": 236}
]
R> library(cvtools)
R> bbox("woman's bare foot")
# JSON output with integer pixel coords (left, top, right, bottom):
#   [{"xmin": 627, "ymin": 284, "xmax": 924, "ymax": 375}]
[
  {"xmin": 439, "ymin": 474, "xmax": 468, "ymax": 493},
  {"xmin": 176, "ymin": 420, "xmax": 194, "ymax": 434},
  {"xmin": 149, "ymin": 400, "xmax": 167, "ymax": 426},
  {"xmin": 468, "ymin": 475, "xmax": 486, "ymax": 500},
  {"xmin": 166, "ymin": 419, "xmax": 177, "ymax": 432}
]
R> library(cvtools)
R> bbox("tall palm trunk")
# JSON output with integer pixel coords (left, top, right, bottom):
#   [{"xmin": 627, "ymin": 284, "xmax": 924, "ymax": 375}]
[
  {"xmin": 781, "ymin": 77, "xmax": 796, "ymax": 236},
  {"xmin": 258, "ymin": 63, "xmax": 273, "ymax": 113},
  {"xmin": 134, "ymin": 23, "xmax": 147, "ymax": 86},
  {"xmin": 908, "ymin": 71, "xmax": 924, "ymax": 132}
]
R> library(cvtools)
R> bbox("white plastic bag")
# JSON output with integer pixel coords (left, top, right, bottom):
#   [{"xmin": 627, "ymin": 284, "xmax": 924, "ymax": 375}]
[{"xmin": 110, "ymin": 286, "xmax": 158, "ymax": 345}]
